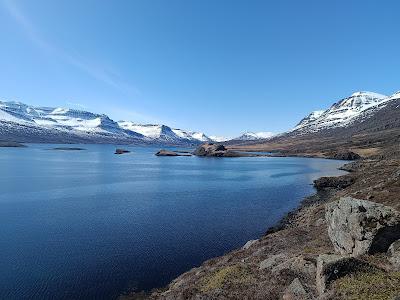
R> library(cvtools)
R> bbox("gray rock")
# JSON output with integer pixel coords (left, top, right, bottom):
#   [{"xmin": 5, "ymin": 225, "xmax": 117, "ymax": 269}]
[
  {"xmin": 388, "ymin": 240, "xmax": 400, "ymax": 270},
  {"xmin": 326, "ymin": 197, "xmax": 400, "ymax": 256},
  {"xmin": 272, "ymin": 255, "xmax": 316, "ymax": 278},
  {"xmin": 316, "ymin": 254, "xmax": 369, "ymax": 295},
  {"xmin": 259, "ymin": 254, "xmax": 287, "ymax": 270},
  {"xmin": 242, "ymin": 239, "xmax": 258, "ymax": 250},
  {"xmin": 282, "ymin": 278, "xmax": 310, "ymax": 300}
]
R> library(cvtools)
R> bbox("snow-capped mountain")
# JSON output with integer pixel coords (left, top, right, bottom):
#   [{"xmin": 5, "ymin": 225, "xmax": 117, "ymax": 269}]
[
  {"xmin": 293, "ymin": 91, "xmax": 398, "ymax": 134},
  {"xmin": 209, "ymin": 135, "xmax": 230, "ymax": 142},
  {"xmin": 0, "ymin": 100, "xmax": 212, "ymax": 145},
  {"xmin": 118, "ymin": 121, "xmax": 213, "ymax": 144},
  {"xmin": 233, "ymin": 131, "xmax": 275, "ymax": 141},
  {"xmin": 172, "ymin": 128, "xmax": 212, "ymax": 142}
]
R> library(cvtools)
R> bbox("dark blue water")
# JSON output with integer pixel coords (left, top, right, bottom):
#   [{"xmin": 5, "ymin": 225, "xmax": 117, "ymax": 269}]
[{"xmin": 0, "ymin": 144, "xmax": 346, "ymax": 299}]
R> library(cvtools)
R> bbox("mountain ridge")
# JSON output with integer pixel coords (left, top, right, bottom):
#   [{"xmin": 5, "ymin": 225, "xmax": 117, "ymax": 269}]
[{"xmin": 1, "ymin": 90, "xmax": 399, "ymax": 145}]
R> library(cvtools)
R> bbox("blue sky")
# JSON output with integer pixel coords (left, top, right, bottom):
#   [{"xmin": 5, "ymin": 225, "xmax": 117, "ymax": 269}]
[{"xmin": 0, "ymin": 0, "xmax": 399, "ymax": 137}]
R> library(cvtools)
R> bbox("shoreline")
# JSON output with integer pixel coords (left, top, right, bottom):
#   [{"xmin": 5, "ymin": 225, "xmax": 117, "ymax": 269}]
[
  {"xmin": 122, "ymin": 154, "xmax": 350, "ymax": 299},
  {"xmin": 141, "ymin": 148, "xmax": 400, "ymax": 299}
]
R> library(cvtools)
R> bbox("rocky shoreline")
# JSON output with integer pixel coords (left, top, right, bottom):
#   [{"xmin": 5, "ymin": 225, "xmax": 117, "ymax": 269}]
[{"xmin": 122, "ymin": 144, "xmax": 400, "ymax": 300}]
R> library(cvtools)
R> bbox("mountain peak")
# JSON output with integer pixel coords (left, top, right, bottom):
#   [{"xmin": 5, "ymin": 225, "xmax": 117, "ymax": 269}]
[
  {"xmin": 350, "ymin": 91, "xmax": 387, "ymax": 98},
  {"xmin": 293, "ymin": 90, "xmax": 395, "ymax": 133}
]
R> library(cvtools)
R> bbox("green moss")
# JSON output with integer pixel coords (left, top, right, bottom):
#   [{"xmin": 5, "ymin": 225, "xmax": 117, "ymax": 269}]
[
  {"xmin": 303, "ymin": 246, "xmax": 315, "ymax": 254},
  {"xmin": 335, "ymin": 270, "xmax": 400, "ymax": 300},
  {"xmin": 199, "ymin": 265, "xmax": 254, "ymax": 292}
]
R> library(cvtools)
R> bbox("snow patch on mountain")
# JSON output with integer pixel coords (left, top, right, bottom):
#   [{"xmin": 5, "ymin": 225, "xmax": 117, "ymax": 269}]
[
  {"xmin": 294, "ymin": 110, "xmax": 325, "ymax": 130},
  {"xmin": 233, "ymin": 131, "xmax": 275, "ymax": 141},
  {"xmin": 293, "ymin": 91, "xmax": 393, "ymax": 133},
  {"xmin": 209, "ymin": 135, "xmax": 230, "ymax": 142},
  {"xmin": 172, "ymin": 128, "xmax": 212, "ymax": 142}
]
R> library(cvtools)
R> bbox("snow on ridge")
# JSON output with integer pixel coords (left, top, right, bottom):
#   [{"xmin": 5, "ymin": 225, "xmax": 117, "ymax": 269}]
[
  {"xmin": 292, "ymin": 90, "xmax": 396, "ymax": 134},
  {"xmin": 350, "ymin": 91, "xmax": 387, "ymax": 99},
  {"xmin": 233, "ymin": 131, "xmax": 275, "ymax": 141},
  {"xmin": 118, "ymin": 121, "xmax": 163, "ymax": 138},
  {"xmin": 209, "ymin": 135, "xmax": 230, "ymax": 142}
]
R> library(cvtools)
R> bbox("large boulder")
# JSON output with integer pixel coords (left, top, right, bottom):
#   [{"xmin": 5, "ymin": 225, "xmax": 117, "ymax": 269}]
[
  {"xmin": 316, "ymin": 254, "xmax": 370, "ymax": 295},
  {"xmin": 326, "ymin": 197, "xmax": 400, "ymax": 256}
]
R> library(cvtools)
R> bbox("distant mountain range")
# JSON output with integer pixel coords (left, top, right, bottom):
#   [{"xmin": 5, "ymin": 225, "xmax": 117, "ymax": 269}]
[
  {"xmin": 0, "ymin": 100, "xmax": 272, "ymax": 145},
  {"xmin": 1, "ymin": 90, "xmax": 399, "ymax": 145}
]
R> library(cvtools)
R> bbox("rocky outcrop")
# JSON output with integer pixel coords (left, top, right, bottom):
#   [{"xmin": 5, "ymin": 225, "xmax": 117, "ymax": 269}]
[
  {"xmin": 115, "ymin": 148, "xmax": 130, "ymax": 154},
  {"xmin": 313, "ymin": 175, "xmax": 354, "ymax": 190},
  {"xmin": 193, "ymin": 143, "xmax": 246, "ymax": 157},
  {"xmin": 338, "ymin": 161, "xmax": 362, "ymax": 172},
  {"xmin": 330, "ymin": 151, "xmax": 361, "ymax": 160},
  {"xmin": 155, "ymin": 149, "xmax": 191, "ymax": 156},
  {"xmin": 326, "ymin": 197, "xmax": 400, "ymax": 256}
]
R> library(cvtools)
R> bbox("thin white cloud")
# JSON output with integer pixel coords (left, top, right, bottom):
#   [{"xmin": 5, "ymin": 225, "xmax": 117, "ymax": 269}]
[{"xmin": 2, "ymin": 0, "xmax": 140, "ymax": 96}]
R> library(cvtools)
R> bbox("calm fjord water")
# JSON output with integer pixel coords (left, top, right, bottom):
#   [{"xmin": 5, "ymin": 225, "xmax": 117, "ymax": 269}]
[{"xmin": 0, "ymin": 145, "xmax": 346, "ymax": 299}]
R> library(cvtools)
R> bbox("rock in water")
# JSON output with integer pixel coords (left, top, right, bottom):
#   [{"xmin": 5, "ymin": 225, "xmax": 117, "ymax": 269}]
[
  {"xmin": 193, "ymin": 143, "xmax": 226, "ymax": 156},
  {"xmin": 155, "ymin": 150, "xmax": 192, "ymax": 156},
  {"xmin": 193, "ymin": 143, "xmax": 246, "ymax": 157},
  {"xmin": 115, "ymin": 148, "xmax": 130, "ymax": 154},
  {"xmin": 326, "ymin": 197, "xmax": 400, "ymax": 256},
  {"xmin": 155, "ymin": 150, "xmax": 178, "ymax": 156},
  {"xmin": 0, "ymin": 141, "xmax": 26, "ymax": 147}
]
